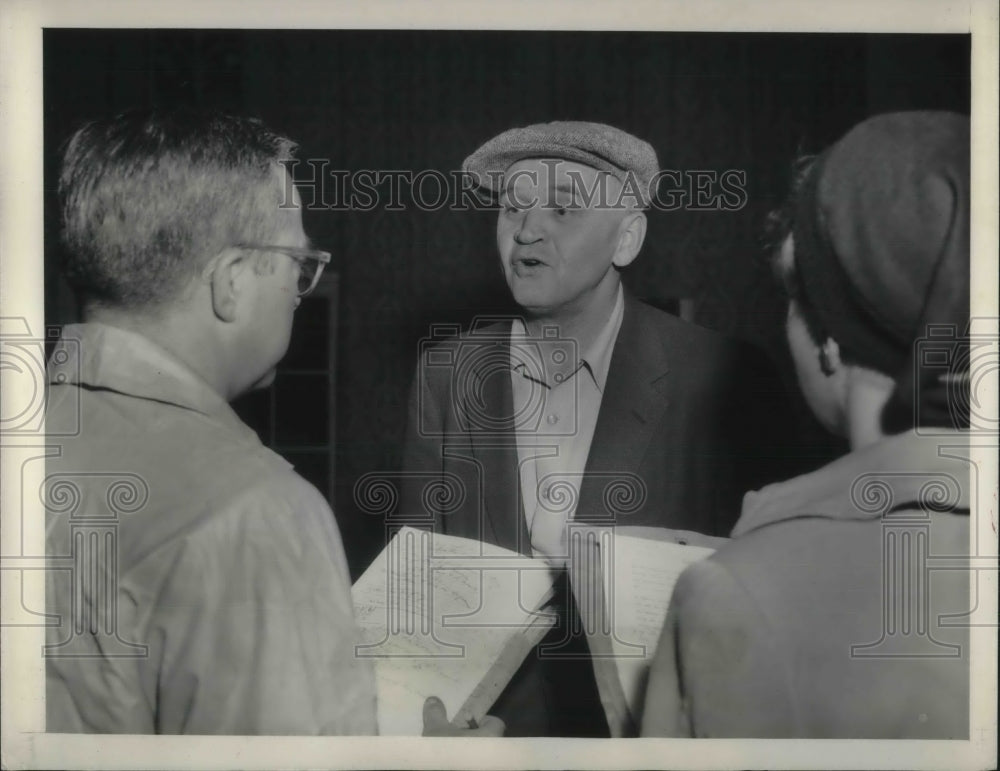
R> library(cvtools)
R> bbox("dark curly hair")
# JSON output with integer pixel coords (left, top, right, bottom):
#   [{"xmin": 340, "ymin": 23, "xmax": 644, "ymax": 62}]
[{"xmin": 765, "ymin": 154, "xmax": 847, "ymax": 355}]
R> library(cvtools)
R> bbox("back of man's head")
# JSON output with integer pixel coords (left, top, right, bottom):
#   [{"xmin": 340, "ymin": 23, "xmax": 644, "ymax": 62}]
[{"xmin": 59, "ymin": 109, "xmax": 297, "ymax": 311}]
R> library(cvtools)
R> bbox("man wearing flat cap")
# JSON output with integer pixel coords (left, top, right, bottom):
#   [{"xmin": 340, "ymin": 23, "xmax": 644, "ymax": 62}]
[{"xmin": 401, "ymin": 121, "xmax": 795, "ymax": 736}]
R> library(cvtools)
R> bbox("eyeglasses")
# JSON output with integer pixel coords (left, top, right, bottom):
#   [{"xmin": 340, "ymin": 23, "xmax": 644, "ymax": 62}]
[{"xmin": 237, "ymin": 244, "xmax": 332, "ymax": 297}]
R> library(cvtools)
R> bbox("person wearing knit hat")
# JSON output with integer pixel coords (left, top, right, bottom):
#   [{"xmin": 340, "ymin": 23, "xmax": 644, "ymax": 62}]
[
  {"xmin": 642, "ymin": 111, "xmax": 971, "ymax": 738},
  {"xmin": 402, "ymin": 121, "xmax": 801, "ymax": 736}
]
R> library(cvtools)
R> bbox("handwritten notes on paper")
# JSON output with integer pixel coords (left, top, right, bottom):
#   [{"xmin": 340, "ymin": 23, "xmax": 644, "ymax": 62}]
[
  {"xmin": 352, "ymin": 527, "xmax": 556, "ymax": 735},
  {"xmin": 569, "ymin": 525, "xmax": 721, "ymax": 736},
  {"xmin": 603, "ymin": 532, "xmax": 715, "ymax": 716}
]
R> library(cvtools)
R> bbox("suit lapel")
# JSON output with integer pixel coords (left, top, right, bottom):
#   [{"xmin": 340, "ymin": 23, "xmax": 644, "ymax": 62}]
[
  {"xmin": 576, "ymin": 296, "xmax": 671, "ymax": 524},
  {"xmin": 461, "ymin": 324, "xmax": 531, "ymax": 555}
]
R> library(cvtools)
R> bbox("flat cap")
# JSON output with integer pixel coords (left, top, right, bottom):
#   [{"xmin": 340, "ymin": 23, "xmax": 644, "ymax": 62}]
[{"xmin": 463, "ymin": 121, "xmax": 660, "ymax": 207}]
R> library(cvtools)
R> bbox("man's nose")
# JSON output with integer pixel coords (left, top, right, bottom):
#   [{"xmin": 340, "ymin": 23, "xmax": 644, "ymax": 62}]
[{"xmin": 513, "ymin": 207, "xmax": 544, "ymax": 245}]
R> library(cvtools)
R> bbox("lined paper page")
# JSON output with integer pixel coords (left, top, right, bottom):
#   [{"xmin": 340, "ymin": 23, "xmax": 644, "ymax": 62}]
[{"xmin": 600, "ymin": 533, "xmax": 716, "ymax": 720}]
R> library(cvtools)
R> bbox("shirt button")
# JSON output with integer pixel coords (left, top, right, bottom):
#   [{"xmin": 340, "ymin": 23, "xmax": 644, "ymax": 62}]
[{"xmin": 546, "ymin": 414, "xmax": 559, "ymax": 425}]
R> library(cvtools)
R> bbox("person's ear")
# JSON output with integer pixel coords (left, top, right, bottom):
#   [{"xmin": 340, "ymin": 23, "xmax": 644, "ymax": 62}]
[
  {"xmin": 207, "ymin": 249, "xmax": 252, "ymax": 323},
  {"xmin": 612, "ymin": 210, "xmax": 647, "ymax": 268}
]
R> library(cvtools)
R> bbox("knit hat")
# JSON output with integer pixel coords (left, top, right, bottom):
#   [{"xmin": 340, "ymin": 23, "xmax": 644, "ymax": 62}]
[
  {"xmin": 463, "ymin": 121, "xmax": 660, "ymax": 207},
  {"xmin": 792, "ymin": 111, "xmax": 970, "ymax": 432}
]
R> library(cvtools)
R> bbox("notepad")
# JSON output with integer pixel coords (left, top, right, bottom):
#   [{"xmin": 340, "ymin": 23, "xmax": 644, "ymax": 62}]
[{"xmin": 352, "ymin": 526, "xmax": 557, "ymax": 735}]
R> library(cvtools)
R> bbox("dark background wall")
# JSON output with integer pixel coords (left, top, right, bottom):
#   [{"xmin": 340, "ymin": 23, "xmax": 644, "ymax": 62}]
[{"xmin": 43, "ymin": 30, "xmax": 970, "ymax": 576}]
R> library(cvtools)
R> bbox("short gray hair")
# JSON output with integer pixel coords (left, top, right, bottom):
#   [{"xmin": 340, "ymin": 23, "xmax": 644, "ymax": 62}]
[{"xmin": 59, "ymin": 109, "xmax": 297, "ymax": 308}]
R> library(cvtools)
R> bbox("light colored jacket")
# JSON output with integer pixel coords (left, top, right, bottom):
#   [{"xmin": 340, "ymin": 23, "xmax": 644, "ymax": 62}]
[
  {"xmin": 641, "ymin": 430, "xmax": 971, "ymax": 738},
  {"xmin": 45, "ymin": 323, "xmax": 377, "ymax": 734}
]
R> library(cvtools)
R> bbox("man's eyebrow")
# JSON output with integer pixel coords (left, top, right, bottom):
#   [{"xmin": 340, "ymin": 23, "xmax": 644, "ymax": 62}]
[{"xmin": 550, "ymin": 182, "xmax": 582, "ymax": 199}]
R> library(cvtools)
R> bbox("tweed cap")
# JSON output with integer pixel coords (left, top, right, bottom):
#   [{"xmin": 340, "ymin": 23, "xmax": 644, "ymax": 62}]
[{"xmin": 463, "ymin": 121, "xmax": 660, "ymax": 207}]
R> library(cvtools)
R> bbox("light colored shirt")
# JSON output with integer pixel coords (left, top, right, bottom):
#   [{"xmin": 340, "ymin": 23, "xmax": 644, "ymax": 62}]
[
  {"xmin": 510, "ymin": 286, "xmax": 625, "ymax": 566},
  {"xmin": 44, "ymin": 322, "xmax": 376, "ymax": 735}
]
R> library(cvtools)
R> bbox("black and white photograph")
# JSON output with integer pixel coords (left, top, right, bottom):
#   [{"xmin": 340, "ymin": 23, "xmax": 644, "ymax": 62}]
[{"xmin": 1, "ymin": 1, "xmax": 997, "ymax": 769}]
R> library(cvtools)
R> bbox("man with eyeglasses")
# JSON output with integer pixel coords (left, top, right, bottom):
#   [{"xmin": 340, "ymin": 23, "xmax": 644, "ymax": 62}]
[{"xmin": 44, "ymin": 110, "xmax": 500, "ymax": 737}]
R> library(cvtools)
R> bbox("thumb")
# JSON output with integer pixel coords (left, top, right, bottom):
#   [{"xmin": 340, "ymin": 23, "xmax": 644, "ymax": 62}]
[{"xmin": 422, "ymin": 696, "xmax": 449, "ymax": 732}]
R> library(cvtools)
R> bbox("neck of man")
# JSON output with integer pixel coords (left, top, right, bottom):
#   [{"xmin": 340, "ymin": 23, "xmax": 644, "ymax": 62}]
[
  {"xmin": 84, "ymin": 302, "xmax": 234, "ymax": 401},
  {"xmin": 521, "ymin": 272, "xmax": 621, "ymax": 356}
]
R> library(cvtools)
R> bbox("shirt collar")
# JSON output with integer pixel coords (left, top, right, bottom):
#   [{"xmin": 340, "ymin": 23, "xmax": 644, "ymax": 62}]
[
  {"xmin": 510, "ymin": 284, "xmax": 625, "ymax": 393},
  {"xmin": 48, "ymin": 322, "xmax": 261, "ymax": 445}
]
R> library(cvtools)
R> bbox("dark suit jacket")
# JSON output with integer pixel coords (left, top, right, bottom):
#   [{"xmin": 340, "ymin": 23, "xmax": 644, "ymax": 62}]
[
  {"xmin": 399, "ymin": 293, "xmax": 798, "ymax": 734},
  {"xmin": 402, "ymin": 293, "xmax": 793, "ymax": 540}
]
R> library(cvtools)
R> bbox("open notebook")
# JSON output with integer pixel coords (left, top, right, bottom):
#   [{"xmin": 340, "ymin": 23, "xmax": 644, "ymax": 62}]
[{"xmin": 352, "ymin": 526, "xmax": 557, "ymax": 735}]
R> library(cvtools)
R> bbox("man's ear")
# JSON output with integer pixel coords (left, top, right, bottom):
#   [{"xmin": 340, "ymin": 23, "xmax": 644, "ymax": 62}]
[
  {"xmin": 612, "ymin": 210, "xmax": 647, "ymax": 269},
  {"xmin": 207, "ymin": 249, "xmax": 251, "ymax": 323}
]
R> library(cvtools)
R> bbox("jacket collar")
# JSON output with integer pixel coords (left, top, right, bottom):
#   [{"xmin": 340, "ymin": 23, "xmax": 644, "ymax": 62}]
[
  {"xmin": 573, "ymin": 293, "xmax": 673, "ymax": 522},
  {"xmin": 732, "ymin": 429, "xmax": 972, "ymax": 537},
  {"xmin": 49, "ymin": 322, "xmax": 263, "ymax": 447}
]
